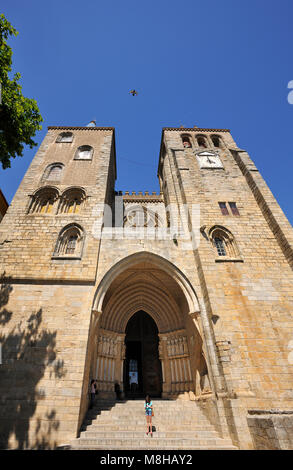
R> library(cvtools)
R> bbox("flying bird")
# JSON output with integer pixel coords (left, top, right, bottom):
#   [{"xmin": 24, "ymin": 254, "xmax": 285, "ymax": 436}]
[{"xmin": 129, "ymin": 89, "xmax": 138, "ymax": 96}]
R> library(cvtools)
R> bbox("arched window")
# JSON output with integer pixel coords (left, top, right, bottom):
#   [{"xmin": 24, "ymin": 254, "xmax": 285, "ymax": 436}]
[
  {"xmin": 42, "ymin": 163, "xmax": 64, "ymax": 182},
  {"xmin": 29, "ymin": 187, "xmax": 59, "ymax": 214},
  {"xmin": 74, "ymin": 145, "xmax": 93, "ymax": 160},
  {"xmin": 181, "ymin": 135, "xmax": 192, "ymax": 148},
  {"xmin": 209, "ymin": 226, "xmax": 241, "ymax": 260},
  {"xmin": 196, "ymin": 135, "xmax": 207, "ymax": 148},
  {"xmin": 48, "ymin": 166, "xmax": 62, "ymax": 181},
  {"xmin": 53, "ymin": 224, "xmax": 84, "ymax": 258},
  {"xmin": 56, "ymin": 132, "xmax": 73, "ymax": 143},
  {"xmin": 58, "ymin": 187, "xmax": 86, "ymax": 214},
  {"xmin": 211, "ymin": 135, "xmax": 222, "ymax": 148}
]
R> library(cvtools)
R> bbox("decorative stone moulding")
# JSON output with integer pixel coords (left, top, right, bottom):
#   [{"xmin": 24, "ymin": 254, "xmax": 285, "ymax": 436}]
[
  {"xmin": 48, "ymin": 126, "xmax": 115, "ymax": 131},
  {"xmin": 166, "ymin": 334, "xmax": 189, "ymax": 358},
  {"xmin": 162, "ymin": 127, "xmax": 230, "ymax": 133}
]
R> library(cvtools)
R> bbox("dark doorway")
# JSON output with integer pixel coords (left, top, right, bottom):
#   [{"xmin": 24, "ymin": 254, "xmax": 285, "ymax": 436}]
[{"xmin": 124, "ymin": 311, "xmax": 162, "ymax": 398}]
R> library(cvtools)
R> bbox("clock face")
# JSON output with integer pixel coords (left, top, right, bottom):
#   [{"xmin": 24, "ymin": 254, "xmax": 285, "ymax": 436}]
[{"xmin": 196, "ymin": 151, "xmax": 223, "ymax": 169}]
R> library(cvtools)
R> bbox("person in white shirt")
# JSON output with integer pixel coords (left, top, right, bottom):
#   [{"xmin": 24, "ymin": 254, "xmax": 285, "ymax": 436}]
[{"xmin": 129, "ymin": 372, "xmax": 138, "ymax": 392}]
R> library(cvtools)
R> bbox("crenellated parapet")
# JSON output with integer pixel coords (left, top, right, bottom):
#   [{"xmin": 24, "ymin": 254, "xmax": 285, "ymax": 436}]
[{"xmin": 120, "ymin": 190, "xmax": 163, "ymax": 203}]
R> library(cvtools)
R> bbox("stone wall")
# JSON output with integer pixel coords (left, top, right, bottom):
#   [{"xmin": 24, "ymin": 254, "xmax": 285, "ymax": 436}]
[
  {"xmin": 0, "ymin": 124, "xmax": 292, "ymax": 450},
  {"xmin": 247, "ymin": 410, "xmax": 293, "ymax": 450},
  {"xmin": 0, "ymin": 281, "xmax": 93, "ymax": 448}
]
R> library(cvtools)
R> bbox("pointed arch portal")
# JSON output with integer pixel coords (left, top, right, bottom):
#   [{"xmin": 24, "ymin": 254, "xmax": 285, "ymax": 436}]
[{"xmin": 90, "ymin": 252, "xmax": 211, "ymax": 400}]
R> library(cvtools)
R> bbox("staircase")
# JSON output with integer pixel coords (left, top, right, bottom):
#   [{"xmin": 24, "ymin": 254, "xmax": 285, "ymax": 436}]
[{"xmin": 69, "ymin": 399, "xmax": 238, "ymax": 450}]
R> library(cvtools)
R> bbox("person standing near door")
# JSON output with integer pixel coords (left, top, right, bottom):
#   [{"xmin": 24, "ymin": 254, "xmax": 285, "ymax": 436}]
[
  {"xmin": 129, "ymin": 371, "xmax": 138, "ymax": 392},
  {"xmin": 89, "ymin": 379, "xmax": 97, "ymax": 409},
  {"xmin": 144, "ymin": 395, "xmax": 153, "ymax": 437}
]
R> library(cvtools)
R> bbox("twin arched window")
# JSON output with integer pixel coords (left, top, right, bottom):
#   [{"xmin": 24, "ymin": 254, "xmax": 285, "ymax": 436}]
[
  {"xmin": 53, "ymin": 224, "xmax": 84, "ymax": 258},
  {"xmin": 28, "ymin": 187, "xmax": 86, "ymax": 215},
  {"xmin": 209, "ymin": 226, "xmax": 241, "ymax": 260}
]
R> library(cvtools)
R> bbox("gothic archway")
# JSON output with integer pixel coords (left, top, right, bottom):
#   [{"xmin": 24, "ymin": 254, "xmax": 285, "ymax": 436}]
[
  {"xmin": 89, "ymin": 252, "xmax": 211, "ymax": 401},
  {"xmin": 92, "ymin": 252, "xmax": 200, "ymax": 318}
]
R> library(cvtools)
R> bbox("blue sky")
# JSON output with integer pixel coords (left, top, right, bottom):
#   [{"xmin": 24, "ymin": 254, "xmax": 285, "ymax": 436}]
[{"xmin": 1, "ymin": 0, "xmax": 293, "ymax": 223}]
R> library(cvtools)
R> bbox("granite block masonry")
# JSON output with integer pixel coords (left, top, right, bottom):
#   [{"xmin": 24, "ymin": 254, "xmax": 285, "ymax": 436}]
[{"xmin": 0, "ymin": 125, "xmax": 292, "ymax": 450}]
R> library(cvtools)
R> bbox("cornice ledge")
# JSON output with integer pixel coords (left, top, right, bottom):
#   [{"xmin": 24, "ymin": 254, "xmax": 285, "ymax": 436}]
[
  {"xmin": 163, "ymin": 127, "xmax": 230, "ymax": 133},
  {"xmin": 48, "ymin": 126, "xmax": 115, "ymax": 131}
]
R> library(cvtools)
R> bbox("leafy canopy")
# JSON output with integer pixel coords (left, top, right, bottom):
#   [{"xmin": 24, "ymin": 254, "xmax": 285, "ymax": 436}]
[{"xmin": 0, "ymin": 14, "xmax": 43, "ymax": 169}]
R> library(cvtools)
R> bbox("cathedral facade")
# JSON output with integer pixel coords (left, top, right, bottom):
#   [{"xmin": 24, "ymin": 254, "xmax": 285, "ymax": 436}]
[{"xmin": 0, "ymin": 124, "xmax": 293, "ymax": 449}]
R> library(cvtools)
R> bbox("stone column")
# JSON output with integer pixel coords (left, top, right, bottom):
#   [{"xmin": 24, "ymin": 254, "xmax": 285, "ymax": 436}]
[
  {"xmin": 115, "ymin": 333, "xmax": 126, "ymax": 397},
  {"xmin": 158, "ymin": 334, "xmax": 170, "ymax": 398}
]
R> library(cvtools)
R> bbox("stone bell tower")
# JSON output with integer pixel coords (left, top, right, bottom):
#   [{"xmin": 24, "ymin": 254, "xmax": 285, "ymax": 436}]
[
  {"xmin": 0, "ymin": 123, "xmax": 116, "ymax": 448},
  {"xmin": 158, "ymin": 126, "xmax": 293, "ymax": 448}
]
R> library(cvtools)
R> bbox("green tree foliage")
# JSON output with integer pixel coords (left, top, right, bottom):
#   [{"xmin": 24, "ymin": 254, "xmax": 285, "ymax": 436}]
[{"xmin": 0, "ymin": 14, "xmax": 43, "ymax": 169}]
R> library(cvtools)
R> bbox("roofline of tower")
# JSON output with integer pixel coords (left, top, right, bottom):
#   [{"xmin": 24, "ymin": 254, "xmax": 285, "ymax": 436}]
[
  {"xmin": 162, "ymin": 127, "xmax": 230, "ymax": 132},
  {"xmin": 157, "ymin": 127, "xmax": 231, "ymax": 177},
  {"xmin": 47, "ymin": 126, "xmax": 115, "ymax": 130}
]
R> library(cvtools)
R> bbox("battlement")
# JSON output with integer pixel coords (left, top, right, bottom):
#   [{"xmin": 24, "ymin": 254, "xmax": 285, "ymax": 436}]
[{"xmin": 115, "ymin": 191, "xmax": 163, "ymax": 202}]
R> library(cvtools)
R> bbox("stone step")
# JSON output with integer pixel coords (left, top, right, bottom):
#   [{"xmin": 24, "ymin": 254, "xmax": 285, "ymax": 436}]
[
  {"xmin": 86, "ymin": 410, "xmax": 210, "ymax": 417},
  {"xmin": 94, "ymin": 406, "xmax": 206, "ymax": 412},
  {"xmin": 84, "ymin": 420, "xmax": 212, "ymax": 428},
  {"xmin": 93, "ymin": 401, "xmax": 206, "ymax": 409},
  {"xmin": 91, "ymin": 407, "xmax": 207, "ymax": 414},
  {"xmin": 85, "ymin": 420, "xmax": 213, "ymax": 427},
  {"xmin": 94, "ymin": 403, "xmax": 205, "ymax": 409},
  {"xmin": 72, "ymin": 437, "xmax": 237, "ymax": 449},
  {"xmin": 71, "ymin": 444, "xmax": 237, "ymax": 450},
  {"xmin": 81, "ymin": 430, "xmax": 220, "ymax": 439},
  {"xmin": 86, "ymin": 413, "xmax": 210, "ymax": 419},
  {"xmin": 90, "ymin": 406, "xmax": 206, "ymax": 410},
  {"xmin": 87, "ymin": 413, "xmax": 208, "ymax": 421},
  {"xmin": 69, "ymin": 399, "xmax": 238, "ymax": 451},
  {"xmin": 81, "ymin": 424, "xmax": 216, "ymax": 432},
  {"xmin": 88, "ymin": 410, "xmax": 208, "ymax": 415},
  {"xmin": 89, "ymin": 408, "xmax": 207, "ymax": 414},
  {"xmin": 86, "ymin": 417, "xmax": 209, "ymax": 424},
  {"xmin": 87, "ymin": 409, "xmax": 209, "ymax": 418}
]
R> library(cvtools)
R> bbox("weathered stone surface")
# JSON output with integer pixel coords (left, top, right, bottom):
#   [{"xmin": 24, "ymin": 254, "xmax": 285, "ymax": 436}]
[{"xmin": 0, "ymin": 126, "xmax": 292, "ymax": 450}]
